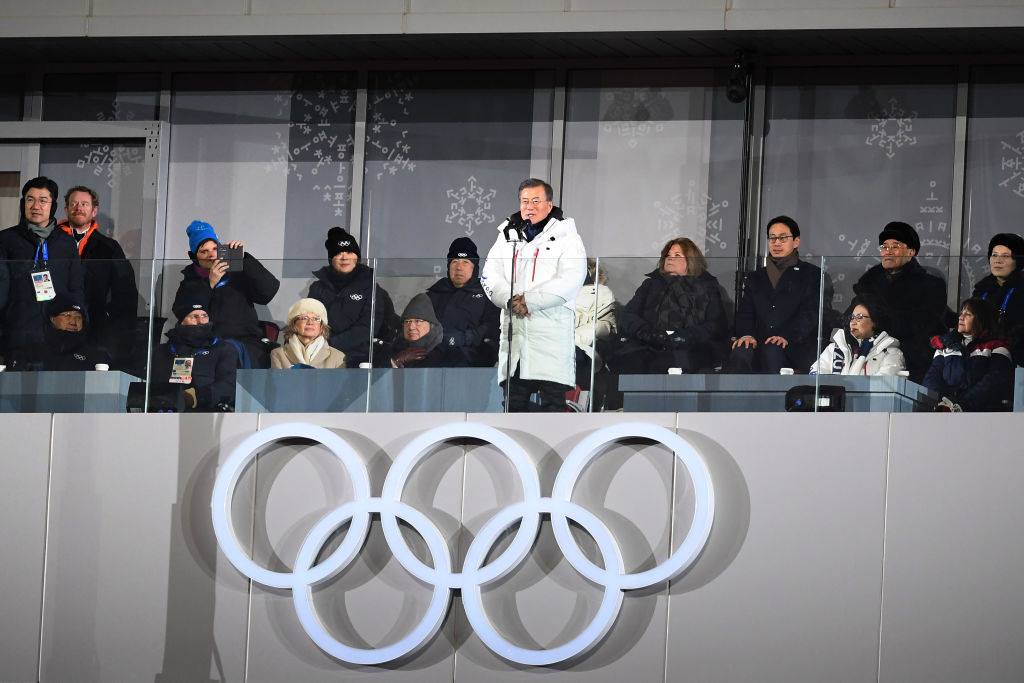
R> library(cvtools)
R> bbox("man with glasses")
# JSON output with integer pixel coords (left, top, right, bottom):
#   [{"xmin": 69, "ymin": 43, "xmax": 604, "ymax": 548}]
[
  {"xmin": 0, "ymin": 176, "xmax": 84, "ymax": 361},
  {"xmin": 729, "ymin": 215, "xmax": 830, "ymax": 374},
  {"xmin": 481, "ymin": 178, "xmax": 587, "ymax": 411},
  {"xmin": 57, "ymin": 185, "xmax": 139, "ymax": 367},
  {"xmin": 852, "ymin": 220, "xmax": 948, "ymax": 382}
]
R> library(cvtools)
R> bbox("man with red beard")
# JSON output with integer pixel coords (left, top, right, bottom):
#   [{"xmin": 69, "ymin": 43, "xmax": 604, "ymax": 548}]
[{"xmin": 57, "ymin": 185, "xmax": 138, "ymax": 364}]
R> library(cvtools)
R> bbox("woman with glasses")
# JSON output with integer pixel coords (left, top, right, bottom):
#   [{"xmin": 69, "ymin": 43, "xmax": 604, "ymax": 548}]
[
  {"xmin": 971, "ymin": 233, "xmax": 1024, "ymax": 366},
  {"xmin": 609, "ymin": 237, "xmax": 727, "ymax": 375},
  {"xmin": 924, "ymin": 297, "xmax": 1013, "ymax": 412},
  {"xmin": 810, "ymin": 296, "xmax": 904, "ymax": 376},
  {"xmin": 270, "ymin": 298, "xmax": 345, "ymax": 369}
]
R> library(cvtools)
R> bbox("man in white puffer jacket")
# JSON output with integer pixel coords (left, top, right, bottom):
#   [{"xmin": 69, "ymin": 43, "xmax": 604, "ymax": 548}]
[{"xmin": 481, "ymin": 178, "xmax": 587, "ymax": 411}]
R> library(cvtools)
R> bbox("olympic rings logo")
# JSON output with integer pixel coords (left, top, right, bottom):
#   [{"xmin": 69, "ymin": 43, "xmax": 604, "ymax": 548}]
[{"xmin": 211, "ymin": 421, "xmax": 714, "ymax": 666}]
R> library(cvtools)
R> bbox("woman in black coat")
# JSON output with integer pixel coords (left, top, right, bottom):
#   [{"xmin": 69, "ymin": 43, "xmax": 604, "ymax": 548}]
[
  {"xmin": 308, "ymin": 227, "xmax": 397, "ymax": 368},
  {"xmin": 610, "ymin": 237, "xmax": 728, "ymax": 374},
  {"xmin": 972, "ymin": 233, "xmax": 1024, "ymax": 366}
]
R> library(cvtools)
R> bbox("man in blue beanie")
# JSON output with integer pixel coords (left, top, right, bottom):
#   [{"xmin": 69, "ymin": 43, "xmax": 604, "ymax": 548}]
[{"xmin": 172, "ymin": 220, "xmax": 280, "ymax": 368}]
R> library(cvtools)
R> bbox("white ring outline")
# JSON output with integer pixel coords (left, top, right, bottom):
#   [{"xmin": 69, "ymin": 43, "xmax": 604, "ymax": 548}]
[
  {"xmin": 461, "ymin": 499, "xmax": 625, "ymax": 666},
  {"xmin": 211, "ymin": 422, "xmax": 371, "ymax": 589},
  {"xmin": 380, "ymin": 421, "xmax": 541, "ymax": 589},
  {"xmin": 210, "ymin": 421, "xmax": 716, "ymax": 666},
  {"xmin": 551, "ymin": 422, "xmax": 715, "ymax": 590}
]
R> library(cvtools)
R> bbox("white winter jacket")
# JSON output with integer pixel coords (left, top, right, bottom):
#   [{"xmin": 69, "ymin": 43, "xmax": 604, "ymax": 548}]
[
  {"xmin": 574, "ymin": 283, "xmax": 616, "ymax": 358},
  {"xmin": 810, "ymin": 329, "xmax": 906, "ymax": 376},
  {"xmin": 481, "ymin": 213, "xmax": 587, "ymax": 385}
]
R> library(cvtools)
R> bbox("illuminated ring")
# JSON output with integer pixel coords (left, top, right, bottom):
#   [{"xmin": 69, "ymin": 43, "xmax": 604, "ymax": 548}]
[
  {"xmin": 550, "ymin": 422, "xmax": 714, "ymax": 590},
  {"xmin": 380, "ymin": 422, "xmax": 542, "ymax": 589},
  {"xmin": 211, "ymin": 422, "xmax": 372, "ymax": 589},
  {"xmin": 292, "ymin": 499, "xmax": 452, "ymax": 666},
  {"xmin": 461, "ymin": 499, "xmax": 625, "ymax": 666}
]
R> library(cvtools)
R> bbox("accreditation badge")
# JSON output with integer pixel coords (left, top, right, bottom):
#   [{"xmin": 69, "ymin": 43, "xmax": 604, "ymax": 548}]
[
  {"xmin": 31, "ymin": 269, "xmax": 56, "ymax": 301},
  {"xmin": 169, "ymin": 357, "xmax": 194, "ymax": 384}
]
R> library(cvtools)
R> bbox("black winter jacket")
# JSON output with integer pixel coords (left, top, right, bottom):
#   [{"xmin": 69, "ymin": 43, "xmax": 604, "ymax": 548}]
[
  {"xmin": 973, "ymin": 270, "xmax": 1024, "ymax": 366},
  {"xmin": 308, "ymin": 264, "xmax": 397, "ymax": 367},
  {"xmin": 8, "ymin": 326, "xmax": 111, "ymax": 371},
  {"xmin": 426, "ymin": 276, "xmax": 499, "ymax": 367},
  {"xmin": 852, "ymin": 258, "xmax": 948, "ymax": 382},
  {"xmin": 734, "ymin": 258, "xmax": 827, "ymax": 347},
  {"xmin": 0, "ymin": 220, "xmax": 85, "ymax": 354},
  {"xmin": 619, "ymin": 269, "xmax": 728, "ymax": 351},
  {"xmin": 923, "ymin": 332, "xmax": 1013, "ymax": 411},
  {"xmin": 172, "ymin": 253, "xmax": 280, "ymax": 343},
  {"xmin": 58, "ymin": 222, "xmax": 138, "ymax": 339},
  {"xmin": 151, "ymin": 325, "xmax": 238, "ymax": 410}
]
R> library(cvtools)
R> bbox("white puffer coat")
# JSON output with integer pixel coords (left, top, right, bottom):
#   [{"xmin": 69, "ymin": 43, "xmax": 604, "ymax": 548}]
[
  {"xmin": 574, "ymin": 283, "xmax": 616, "ymax": 359},
  {"xmin": 481, "ymin": 213, "xmax": 587, "ymax": 385},
  {"xmin": 810, "ymin": 328, "xmax": 906, "ymax": 376}
]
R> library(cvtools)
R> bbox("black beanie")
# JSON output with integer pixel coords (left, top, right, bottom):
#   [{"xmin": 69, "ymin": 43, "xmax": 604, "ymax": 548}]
[
  {"xmin": 878, "ymin": 221, "xmax": 920, "ymax": 253},
  {"xmin": 172, "ymin": 300, "xmax": 210, "ymax": 323},
  {"xmin": 326, "ymin": 227, "xmax": 360, "ymax": 259},
  {"xmin": 446, "ymin": 236, "xmax": 480, "ymax": 268},
  {"xmin": 988, "ymin": 233, "xmax": 1024, "ymax": 271},
  {"xmin": 46, "ymin": 292, "xmax": 83, "ymax": 319}
]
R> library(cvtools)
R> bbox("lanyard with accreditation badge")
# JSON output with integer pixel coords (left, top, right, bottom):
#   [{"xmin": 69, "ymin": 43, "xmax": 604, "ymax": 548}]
[{"xmin": 31, "ymin": 240, "xmax": 56, "ymax": 302}]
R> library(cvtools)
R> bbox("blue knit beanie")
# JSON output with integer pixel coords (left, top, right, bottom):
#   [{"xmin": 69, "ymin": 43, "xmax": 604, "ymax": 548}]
[{"xmin": 186, "ymin": 220, "xmax": 219, "ymax": 254}]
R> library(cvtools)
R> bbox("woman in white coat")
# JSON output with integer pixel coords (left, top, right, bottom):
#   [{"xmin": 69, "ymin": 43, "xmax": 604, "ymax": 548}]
[
  {"xmin": 811, "ymin": 296, "xmax": 905, "ymax": 375},
  {"xmin": 573, "ymin": 258, "xmax": 617, "ymax": 408}
]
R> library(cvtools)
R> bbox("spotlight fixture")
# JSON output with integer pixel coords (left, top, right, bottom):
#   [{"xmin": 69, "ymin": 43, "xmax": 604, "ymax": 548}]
[{"xmin": 727, "ymin": 51, "xmax": 751, "ymax": 104}]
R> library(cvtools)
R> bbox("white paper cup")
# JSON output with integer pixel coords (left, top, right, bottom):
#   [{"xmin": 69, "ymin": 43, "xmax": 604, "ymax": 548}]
[
  {"xmin": 897, "ymin": 370, "xmax": 910, "ymax": 377},
  {"xmin": 779, "ymin": 367, "xmax": 795, "ymax": 375},
  {"xmin": 358, "ymin": 362, "xmax": 373, "ymax": 369},
  {"xmin": 667, "ymin": 367, "xmax": 683, "ymax": 375},
  {"xmin": 0, "ymin": 365, "xmax": 6, "ymax": 372},
  {"xmin": 94, "ymin": 363, "xmax": 110, "ymax": 371}
]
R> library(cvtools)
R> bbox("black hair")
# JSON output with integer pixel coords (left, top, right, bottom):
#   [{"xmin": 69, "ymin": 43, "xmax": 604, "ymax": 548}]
[
  {"xmin": 21, "ymin": 176, "xmax": 60, "ymax": 221},
  {"xmin": 517, "ymin": 178, "xmax": 553, "ymax": 201},
  {"xmin": 765, "ymin": 215, "xmax": 800, "ymax": 239},
  {"xmin": 845, "ymin": 295, "xmax": 891, "ymax": 336}
]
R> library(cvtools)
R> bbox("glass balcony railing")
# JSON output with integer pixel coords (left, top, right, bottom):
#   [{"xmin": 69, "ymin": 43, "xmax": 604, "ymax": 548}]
[{"xmin": 0, "ymin": 253, "xmax": 1008, "ymax": 414}]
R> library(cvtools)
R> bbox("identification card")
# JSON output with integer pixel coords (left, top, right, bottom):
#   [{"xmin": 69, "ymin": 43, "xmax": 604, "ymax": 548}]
[
  {"xmin": 31, "ymin": 270, "xmax": 56, "ymax": 301},
  {"xmin": 169, "ymin": 357, "xmax": 194, "ymax": 384}
]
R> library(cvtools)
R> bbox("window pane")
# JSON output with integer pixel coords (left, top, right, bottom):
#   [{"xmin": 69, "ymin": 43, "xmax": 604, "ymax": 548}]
[
  {"xmin": 963, "ymin": 67, "xmax": 1024, "ymax": 297},
  {"xmin": 0, "ymin": 76, "xmax": 22, "ymax": 121},
  {"xmin": 563, "ymin": 69, "xmax": 744, "ymax": 260},
  {"xmin": 361, "ymin": 70, "xmax": 553, "ymax": 259},
  {"xmin": 39, "ymin": 140, "xmax": 147, "ymax": 259},
  {"xmin": 168, "ymin": 72, "xmax": 356, "ymax": 266},
  {"xmin": 43, "ymin": 73, "xmax": 160, "ymax": 122},
  {"xmin": 761, "ymin": 67, "xmax": 957, "ymax": 312}
]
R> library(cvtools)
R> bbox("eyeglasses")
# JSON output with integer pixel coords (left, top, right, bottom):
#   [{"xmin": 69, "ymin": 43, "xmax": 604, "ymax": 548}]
[
  {"xmin": 403, "ymin": 318, "xmax": 428, "ymax": 325},
  {"xmin": 989, "ymin": 252, "xmax": 1014, "ymax": 261},
  {"xmin": 295, "ymin": 315, "xmax": 322, "ymax": 323},
  {"xmin": 848, "ymin": 314, "xmax": 871, "ymax": 322},
  {"xmin": 766, "ymin": 235, "xmax": 793, "ymax": 244},
  {"xmin": 24, "ymin": 197, "xmax": 52, "ymax": 206},
  {"xmin": 879, "ymin": 242, "xmax": 907, "ymax": 254},
  {"xmin": 519, "ymin": 198, "xmax": 548, "ymax": 207}
]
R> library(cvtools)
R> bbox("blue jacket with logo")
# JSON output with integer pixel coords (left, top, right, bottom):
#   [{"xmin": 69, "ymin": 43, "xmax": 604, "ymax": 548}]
[
  {"xmin": 426, "ymin": 275, "xmax": 499, "ymax": 367},
  {"xmin": 309, "ymin": 263, "xmax": 397, "ymax": 367}
]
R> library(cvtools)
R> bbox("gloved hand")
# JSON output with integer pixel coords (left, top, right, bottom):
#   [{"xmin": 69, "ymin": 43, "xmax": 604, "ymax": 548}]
[
  {"xmin": 636, "ymin": 328, "xmax": 668, "ymax": 351},
  {"xmin": 446, "ymin": 330, "xmax": 465, "ymax": 347},
  {"xmin": 667, "ymin": 333, "xmax": 688, "ymax": 348},
  {"xmin": 939, "ymin": 331, "xmax": 962, "ymax": 351},
  {"xmin": 392, "ymin": 347, "xmax": 428, "ymax": 368}
]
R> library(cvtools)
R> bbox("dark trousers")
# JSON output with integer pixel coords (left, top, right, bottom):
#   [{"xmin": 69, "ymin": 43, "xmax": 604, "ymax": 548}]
[{"xmin": 501, "ymin": 365, "xmax": 571, "ymax": 412}]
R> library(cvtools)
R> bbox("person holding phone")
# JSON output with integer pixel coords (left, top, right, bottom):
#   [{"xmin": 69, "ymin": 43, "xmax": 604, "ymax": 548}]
[{"xmin": 172, "ymin": 220, "xmax": 281, "ymax": 368}]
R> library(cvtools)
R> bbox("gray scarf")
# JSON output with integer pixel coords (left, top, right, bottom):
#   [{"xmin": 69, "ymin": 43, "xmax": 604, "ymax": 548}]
[{"xmin": 25, "ymin": 218, "xmax": 55, "ymax": 240}]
